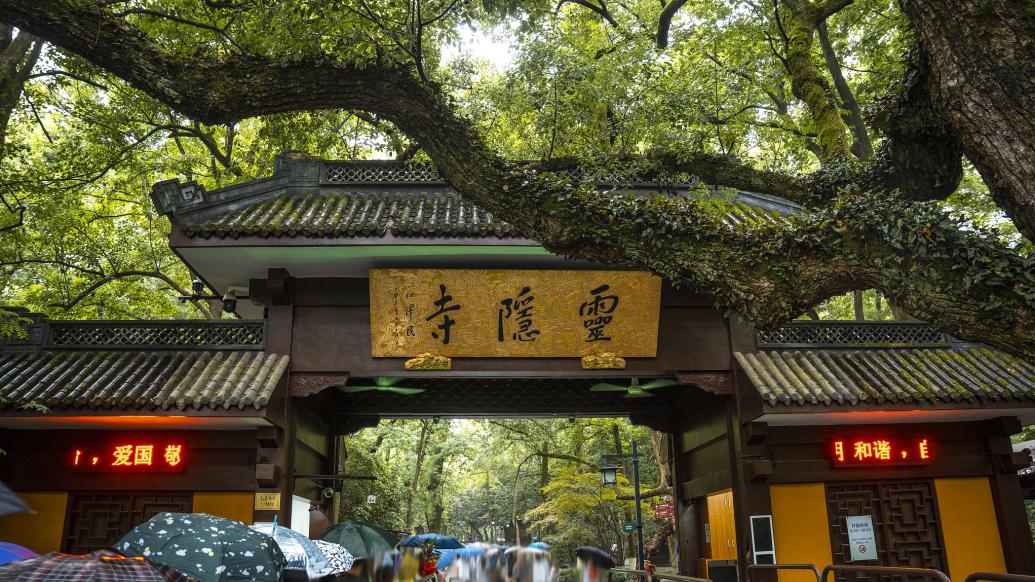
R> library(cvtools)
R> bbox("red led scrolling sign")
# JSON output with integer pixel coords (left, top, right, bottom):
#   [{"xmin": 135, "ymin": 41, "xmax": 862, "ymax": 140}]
[
  {"xmin": 831, "ymin": 437, "xmax": 932, "ymax": 467},
  {"xmin": 72, "ymin": 442, "xmax": 187, "ymax": 472}
]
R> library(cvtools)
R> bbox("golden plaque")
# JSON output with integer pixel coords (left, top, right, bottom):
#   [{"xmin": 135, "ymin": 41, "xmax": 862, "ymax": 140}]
[
  {"xmin": 369, "ymin": 269, "xmax": 661, "ymax": 358},
  {"xmin": 254, "ymin": 492, "xmax": 282, "ymax": 511}
]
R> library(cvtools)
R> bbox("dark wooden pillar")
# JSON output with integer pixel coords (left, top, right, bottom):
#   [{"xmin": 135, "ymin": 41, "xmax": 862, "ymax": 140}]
[
  {"xmin": 727, "ymin": 316, "xmax": 774, "ymax": 582},
  {"xmin": 251, "ymin": 268, "xmax": 296, "ymax": 527},
  {"xmin": 986, "ymin": 417, "xmax": 1035, "ymax": 574}
]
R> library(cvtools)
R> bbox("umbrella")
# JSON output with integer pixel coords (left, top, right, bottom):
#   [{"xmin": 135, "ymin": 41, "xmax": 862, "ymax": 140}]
[
  {"xmin": 117, "ymin": 512, "xmax": 286, "ymax": 582},
  {"xmin": 0, "ymin": 549, "xmax": 188, "ymax": 581},
  {"xmin": 398, "ymin": 533, "xmax": 463, "ymax": 550},
  {"xmin": 320, "ymin": 521, "xmax": 398, "ymax": 557},
  {"xmin": 0, "ymin": 542, "xmax": 36, "ymax": 565},
  {"xmin": 249, "ymin": 522, "xmax": 339, "ymax": 579},
  {"xmin": 0, "ymin": 481, "xmax": 29, "ymax": 517},
  {"xmin": 528, "ymin": 542, "xmax": 550, "ymax": 551},
  {"xmin": 312, "ymin": 539, "xmax": 356, "ymax": 573},
  {"xmin": 433, "ymin": 549, "xmax": 457, "ymax": 570},
  {"xmin": 575, "ymin": 547, "xmax": 616, "ymax": 569}
]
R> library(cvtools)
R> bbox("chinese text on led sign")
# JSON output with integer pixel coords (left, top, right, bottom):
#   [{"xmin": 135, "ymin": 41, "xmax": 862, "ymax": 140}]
[
  {"xmin": 831, "ymin": 437, "xmax": 931, "ymax": 466},
  {"xmin": 73, "ymin": 443, "xmax": 186, "ymax": 472}
]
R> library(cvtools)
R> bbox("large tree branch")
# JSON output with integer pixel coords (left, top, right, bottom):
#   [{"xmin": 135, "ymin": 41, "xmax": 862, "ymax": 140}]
[
  {"xmin": 864, "ymin": 48, "xmax": 963, "ymax": 201},
  {"xmin": 656, "ymin": 0, "xmax": 689, "ymax": 49},
  {"xmin": 559, "ymin": 0, "xmax": 620, "ymax": 28},
  {"xmin": 3, "ymin": 0, "xmax": 1034, "ymax": 358}
]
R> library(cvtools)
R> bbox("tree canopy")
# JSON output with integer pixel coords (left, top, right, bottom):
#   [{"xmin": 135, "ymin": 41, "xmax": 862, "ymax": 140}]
[
  {"xmin": 339, "ymin": 418, "xmax": 667, "ymax": 564},
  {"xmin": 0, "ymin": 0, "xmax": 1032, "ymax": 357}
]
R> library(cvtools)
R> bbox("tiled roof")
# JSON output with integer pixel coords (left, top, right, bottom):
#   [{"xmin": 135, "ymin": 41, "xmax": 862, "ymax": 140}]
[
  {"xmin": 735, "ymin": 348, "xmax": 1035, "ymax": 406},
  {"xmin": 179, "ymin": 190, "xmax": 790, "ymax": 239},
  {"xmin": 0, "ymin": 350, "xmax": 289, "ymax": 412}
]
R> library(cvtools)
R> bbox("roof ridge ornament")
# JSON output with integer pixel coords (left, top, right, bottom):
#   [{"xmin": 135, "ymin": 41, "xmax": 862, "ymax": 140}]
[{"xmin": 151, "ymin": 178, "xmax": 206, "ymax": 216}]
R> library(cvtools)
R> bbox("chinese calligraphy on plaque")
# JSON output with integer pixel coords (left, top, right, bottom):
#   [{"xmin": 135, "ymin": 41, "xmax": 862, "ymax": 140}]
[{"xmin": 370, "ymin": 269, "xmax": 661, "ymax": 357}]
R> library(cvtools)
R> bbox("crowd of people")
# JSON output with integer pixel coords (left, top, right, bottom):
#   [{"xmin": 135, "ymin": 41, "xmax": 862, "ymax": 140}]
[{"xmin": 349, "ymin": 541, "xmax": 615, "ymax": 582}]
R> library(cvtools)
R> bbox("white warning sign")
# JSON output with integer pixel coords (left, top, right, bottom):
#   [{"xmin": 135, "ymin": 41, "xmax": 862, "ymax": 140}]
[{"xmin": 846, "ymin": 515, "xmax": 877, "ymax": 561}]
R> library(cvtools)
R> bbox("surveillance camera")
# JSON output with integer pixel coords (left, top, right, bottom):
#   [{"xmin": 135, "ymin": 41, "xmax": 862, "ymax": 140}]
[
  {"xmin": 322, "ymin": 487, "xmax": 335, "ymax": 500},
  {"xmin": 222, "ymin": 286, "xmax": 249, "ymax": 313},
  {"xmin": 192, "ymin": 280, "xmax": 205, "ymax": 295}
]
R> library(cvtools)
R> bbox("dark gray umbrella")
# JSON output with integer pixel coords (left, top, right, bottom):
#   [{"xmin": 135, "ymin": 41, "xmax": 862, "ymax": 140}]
[
  {"xmin": 320, "ymin": 522, "xmax": 398, "ymax": 557},
  {"xmin": 0, "ymin": 480, "xmax": 29, "ymax": 516}
]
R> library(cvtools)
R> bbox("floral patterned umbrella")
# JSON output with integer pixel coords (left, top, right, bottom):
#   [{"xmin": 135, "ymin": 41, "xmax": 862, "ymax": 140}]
[
  {"xmin": 117, "ymin": 512, "xmax": 286, "ymax": 582},
  {"xmin": 249, "ymin": 522, "xmax": 345, "ymax": 579},
  {"xmin": 312, "ymin": 539, "xmax": 355, "ymax": 574}
]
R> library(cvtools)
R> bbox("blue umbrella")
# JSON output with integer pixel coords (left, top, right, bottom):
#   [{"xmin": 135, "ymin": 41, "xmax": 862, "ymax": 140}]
[
  {"xmin": 433, "ymin": 549, "xmax": 457, "ymax": 570},
  {"xmin": 455, "ymin": 547, "xmax": 486, "ymax": 559},
  {"xmin": 398, "ymin": 533, "xmax": 464, "ymax": 550},
  {"xmin": 0, "ymin": 541, "xmax": 36, "ymax": 565},
  {"xmin": 528, "ymin": 542, "xmax": 550, "ymax": 551}
]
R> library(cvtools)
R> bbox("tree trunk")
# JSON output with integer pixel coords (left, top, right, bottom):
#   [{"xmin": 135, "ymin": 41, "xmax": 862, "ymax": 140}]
[
  {"xmin": 853, "ymin": 290, "xmax": 865, "ymax": 320},
  {"xmin": 426, "ymin": 446, "xmax": 447, "ymax": 533},
  {"xmin": 899, "ymin": 0, "xmax": 1035, "ymax": 241},
  {"xmin": 781, "ymin": 0, "xmax": 854, "ymax": 160},
  {"xmin": 0, "ymin": 27, "xmax": 39, "ymax": 159},
  {"xmin": 404, "ymin": 419, "xmax": 430, "ymax": 531},
  {"xmin": 611, "ymin": 425, "xmax": 635, "ymax": 564},
  {"xmin": 817, "ymin": 21, "xmax": 873, "ymax": 160}
]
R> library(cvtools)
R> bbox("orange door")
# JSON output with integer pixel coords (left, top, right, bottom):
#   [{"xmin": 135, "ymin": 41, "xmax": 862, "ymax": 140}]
[{"xmin": 706, "ymin": 490, "xmax": 737, "ymax": 560}]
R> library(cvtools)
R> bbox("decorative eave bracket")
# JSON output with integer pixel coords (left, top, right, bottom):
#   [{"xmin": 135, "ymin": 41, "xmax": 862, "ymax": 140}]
[{"xmin": 289, "ymin": 373, "xmax": 350, "ymax": 397}]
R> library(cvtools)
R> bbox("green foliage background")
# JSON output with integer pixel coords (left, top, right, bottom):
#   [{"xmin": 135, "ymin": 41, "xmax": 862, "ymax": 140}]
[
  {"xmin": 339, "ymin": 418, "xmax": 665, "ymax": 565},
  {"xmin": 0, "ymin": 0, "xmax": 1024, "ymax": 320}
]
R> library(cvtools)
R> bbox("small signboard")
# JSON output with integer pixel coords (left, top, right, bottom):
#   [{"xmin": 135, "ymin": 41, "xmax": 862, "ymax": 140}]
[
  {"xmin": 367, "ymin": 494, "xmax": 377, "ymax": 504},
  {"xmin": 846, "ymin": 515, "xmax": 877, "ymax": 561},
  {"xmin": 621, "ymin": 521, "xmax": 636, "ymax": 534},
  {"xmin": 254, "ymin": 492, "xmax": 282, "ymax": 511},
  {"xmin": 652, "ymin": 496, "xmax": 675, "ymax": 519}
]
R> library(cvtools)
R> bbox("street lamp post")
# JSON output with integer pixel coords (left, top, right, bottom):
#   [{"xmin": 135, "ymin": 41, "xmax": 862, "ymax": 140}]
[{"xmin": 601, "ymin": 440, "xmax": 646, "ymax": 570}]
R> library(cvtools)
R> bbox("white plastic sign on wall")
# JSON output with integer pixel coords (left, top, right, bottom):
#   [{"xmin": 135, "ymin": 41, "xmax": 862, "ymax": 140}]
[{"xmin": 846, "ymin": 515, "xmax": 877, "ymax": 561}]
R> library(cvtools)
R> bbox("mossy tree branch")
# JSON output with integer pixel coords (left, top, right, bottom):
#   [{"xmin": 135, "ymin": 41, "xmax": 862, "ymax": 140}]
[{"xmin": 2, "ymin": 0, "xmax": 1034, "ymax": 358}]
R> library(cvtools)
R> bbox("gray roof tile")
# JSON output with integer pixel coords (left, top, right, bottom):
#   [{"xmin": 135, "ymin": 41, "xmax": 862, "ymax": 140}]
[
  {"xmin": 0, "ymin": 350, "xmax": 288, "ymax": 412},
  {"xmin": 180, "ymin": 190, "xmax": 791, "ymax": 240},
  {"xmin": 735, "ymin": 348, "xmax": 1035, "ymax": 407}
]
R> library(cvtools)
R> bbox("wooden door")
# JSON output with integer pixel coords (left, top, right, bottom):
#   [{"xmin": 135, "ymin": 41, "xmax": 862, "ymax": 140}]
[{"xmin": 706, "ymin": 490, "xmax": 737, "ymax": 560}]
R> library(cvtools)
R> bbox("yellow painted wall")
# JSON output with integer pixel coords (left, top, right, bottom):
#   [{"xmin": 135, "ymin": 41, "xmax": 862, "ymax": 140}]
[
  {"xmin": 935, "ymin": 477, "xmax": 1006, "ymax": 577},
  {"xmin": 771, "ymin": 483, "xmax": 832, "ymax": 582},
  {"xmin": 192, "ymin": 492, "xmax": 254, "ymax": 525},
  {"xmin": 0, "ymin": 492, "xmax": 68, "ymax": 554}
]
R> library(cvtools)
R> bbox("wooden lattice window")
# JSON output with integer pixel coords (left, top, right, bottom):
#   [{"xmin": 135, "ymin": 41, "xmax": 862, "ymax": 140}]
[
  {"xmin": 63, "ymin": 492, "xmax": 193, "ymax": 554},
  {"xmin": 826, "ymin": 481, "xmax": 946, "ymax": 582}
]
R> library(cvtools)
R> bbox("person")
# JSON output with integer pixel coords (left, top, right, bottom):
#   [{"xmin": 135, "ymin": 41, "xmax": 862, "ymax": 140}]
[{"xmin": 575, "ymin": 547, "xmax": 615, "ymax": 582}]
